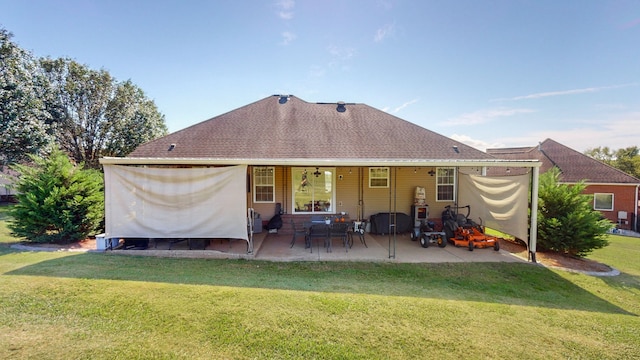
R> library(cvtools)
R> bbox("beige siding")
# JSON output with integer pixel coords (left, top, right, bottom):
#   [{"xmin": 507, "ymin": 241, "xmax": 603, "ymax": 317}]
[
  {"xmin": 249, "ymin": 166, "xmax": 479, "ymax": 221},
  {"xmin": 361, "ymin": 167, "xmax": 446, "ymax": 219}
]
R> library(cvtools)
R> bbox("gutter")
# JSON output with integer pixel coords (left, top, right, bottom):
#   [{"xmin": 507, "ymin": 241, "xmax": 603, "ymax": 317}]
[{"xmin": 100, "ymin": 157, "xmax": 542, "ymax": 168}]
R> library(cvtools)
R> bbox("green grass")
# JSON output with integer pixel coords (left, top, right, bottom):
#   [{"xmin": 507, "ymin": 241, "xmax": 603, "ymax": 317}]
[
  {"xmin": 1, "ymin": 208, "xmax": 639, "ymax": 359},
  {"xmin": 0, "ymin": 205, "xmax": 17, "ymax": 245}
]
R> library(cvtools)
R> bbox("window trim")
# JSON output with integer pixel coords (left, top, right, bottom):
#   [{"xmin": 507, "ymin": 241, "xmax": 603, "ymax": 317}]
[
  {"xmin": 291, "ymin": 167, "xmax": 336, "ymax": 214},
  {"xmin": 593, "ymin": 193, "xmax": 614, "ymax": 211},
  {"xmin": 253, "ymin": 166, "xmax": 275, "ymax": 203},
  {"xmin": 436, "ymin": 167, "xmax": 456, "ymax": 202},
  {"xmin": 369, "ymin": 167, "xmax": 390, "ymax": 188}
]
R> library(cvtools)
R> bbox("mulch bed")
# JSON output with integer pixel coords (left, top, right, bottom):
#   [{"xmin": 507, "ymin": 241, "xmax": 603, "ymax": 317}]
[{"xmin": 499, "ymin": 239, "xmax": 613, "ymax": 273}]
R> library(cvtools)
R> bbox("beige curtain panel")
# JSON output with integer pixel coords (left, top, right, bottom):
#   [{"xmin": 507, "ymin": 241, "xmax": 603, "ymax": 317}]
[
  {"xmin": 104, "ymin": 164, "xmax": 249, "ymax": 241},
  {"xmin": 458, "ymin": 173, "xmax": 530, "ymax": 241}
]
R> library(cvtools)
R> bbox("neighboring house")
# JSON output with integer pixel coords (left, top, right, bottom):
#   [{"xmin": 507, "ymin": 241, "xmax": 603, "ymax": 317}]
[
  {"xmin": 100, "ymin": 95, "xmax": 541, "ymax": 259},
  {"xmin": 487, "ymin": 138, "xmax": 640, "ymax": 232},
  {"xmin": 0, "ymin": 168, "xmax": 18, "ymax": 203}
]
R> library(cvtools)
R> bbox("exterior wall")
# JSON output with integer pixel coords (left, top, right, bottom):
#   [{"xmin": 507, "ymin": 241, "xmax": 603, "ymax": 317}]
[
  {"xmin": 248, "ymin": 166, "xmax": 287, "ymax": 222},
  {"xmin": 249, "ymin": 166, "xmax": 483, "ymax": 225},
  {"xmin": 582, "ymin": 184, "xmax": 639, "ymax": 230},
  {"xmin": 361, "ymin": 167, "xmax": 449, "ymax": 219}
]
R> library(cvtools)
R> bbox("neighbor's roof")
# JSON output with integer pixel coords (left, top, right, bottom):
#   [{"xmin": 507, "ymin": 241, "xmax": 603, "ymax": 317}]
[
  {"xmin": 487, "ymin": 138, "xmax": 640, "ymax": 184},
  {"xmin": 129, "ymin": 95, "xmax": 494, "ymax": 161}
]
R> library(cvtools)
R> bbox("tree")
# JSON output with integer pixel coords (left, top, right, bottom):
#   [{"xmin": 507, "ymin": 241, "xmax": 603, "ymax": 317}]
[
  {"xmin": 9, "ymin": 148, "xmax": 104, "ymax": 244},
  {"xmin": 614, "ymin": 146, "xmax": 640, "ymax": 179},
  {"xmin": 537, "ymin": 167, "xmax": 611, "ymax": 257},
  {"xmin": 0, "ymin": 28, "xmax": 52, "ymax": 167},
  {"xmin": 583, "ymin": 146, "xmax": 614, "ymax": 166},
  {"xmin": 103, "ymin": 80, "xmax": 167, "ymax": 157},
  {"xmin": 40, "ymin": 57, "xmax": 167, "ymax": 169},
  {"xmin": 584, "ymin": 145, "xmax": 640, "ymax": 179}
]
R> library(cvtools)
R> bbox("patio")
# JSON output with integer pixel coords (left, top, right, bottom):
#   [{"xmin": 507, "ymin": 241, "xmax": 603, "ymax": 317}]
[{"xmin": 112, "ymin": 231, "xmax": 528, "ymax": 264}]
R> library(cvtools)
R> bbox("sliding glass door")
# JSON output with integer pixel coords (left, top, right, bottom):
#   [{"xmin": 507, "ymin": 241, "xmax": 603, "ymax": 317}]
[{"xmin": 292, "ymin": 167, "xmax": 335, "ymax": 214}]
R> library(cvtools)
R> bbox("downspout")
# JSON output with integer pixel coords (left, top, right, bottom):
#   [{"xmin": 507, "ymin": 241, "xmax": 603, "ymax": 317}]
[
  {"xmin": 635, "ymin": 184, "xmax": 639, "ymax": 232},
  {"xmin": 529, "ymin": 166, "xmax": 539, "ymax": 263}
]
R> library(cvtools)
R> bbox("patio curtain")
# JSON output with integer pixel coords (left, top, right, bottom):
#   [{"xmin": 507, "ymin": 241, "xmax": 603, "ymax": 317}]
[
  {"xmin": 458, "ymin": 173, "xmax": 530, "ymax": 241},
  {"xmin": 104, "ymin": 164, "xmax": 248, "ymax": 241}
]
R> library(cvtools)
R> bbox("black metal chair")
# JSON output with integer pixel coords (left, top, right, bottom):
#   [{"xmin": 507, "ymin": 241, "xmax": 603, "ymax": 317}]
[
  {"xmin": 348, "ymin": 220, "xmax": 368, "ymax": 248},
  {"xmin": 329, "ymin": 222, "xmax": 350, "ymax": 252},
  {"xmin": 306, "ymin": 223, "xmax": 329, "ymax": 253},
  {"xmin": 290, "ymin": 219, "xmax": 308, "ymax": 248}
]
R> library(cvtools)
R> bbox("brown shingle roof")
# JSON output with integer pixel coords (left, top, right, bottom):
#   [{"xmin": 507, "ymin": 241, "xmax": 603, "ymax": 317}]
[
  {"xmin": 130, "ymin": 95, "xmax": 495, "ymax": 162},
  {"xmin": 487, "ymin": 138, "xmax": 640, "ymax": 184}
]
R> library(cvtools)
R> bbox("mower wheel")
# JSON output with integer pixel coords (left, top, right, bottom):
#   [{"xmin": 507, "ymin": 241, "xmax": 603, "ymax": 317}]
[
  {"xmin": 494, "ymin": 241, "xmax": 500, "ymax": 251},
  {"xmin": 468, "ymin": 241, "xmax": 474, "ymax": 251},
  {"xmin": 420, "ymin": 234, "xmax": 429, "ymax": 248},
  {"xmin": 444, "ymin": 227, "xmax": 454, "ymax": 245},
  {"xmin": 437, "ymin": 235, "xmax": 446, "ymax": 248}
]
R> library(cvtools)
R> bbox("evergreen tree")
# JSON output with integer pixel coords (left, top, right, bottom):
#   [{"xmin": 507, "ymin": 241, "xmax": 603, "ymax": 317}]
[
  {"xmin": 9, "ymin": 148, "xmax": 104, "ymax": 243},
  {"xmin": 537, "ymin": 167, "xmax": 611, "ymax": 257}
]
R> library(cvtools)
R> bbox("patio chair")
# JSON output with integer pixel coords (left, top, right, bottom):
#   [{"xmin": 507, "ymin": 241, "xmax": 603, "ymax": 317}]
[
  {"xmin": 290, "ymin": 219, "xmax": 308, "ymax": 248},
  {"xmin": 329, "ymin": 222, "xmax": 350, "ymax": 252},
  {"xmin": 307, "ymin": 223, "xmax": 329, "ymax": 253}
]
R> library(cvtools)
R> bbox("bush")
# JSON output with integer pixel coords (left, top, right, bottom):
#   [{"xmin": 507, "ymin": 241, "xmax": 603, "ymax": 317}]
[
  {"xmin": 9, "ymin": 149, "xmax": 104, "ymax": 243},
  {"xmin": 537, "ymin": 168, "xmax": 611, "ymax": 257}
]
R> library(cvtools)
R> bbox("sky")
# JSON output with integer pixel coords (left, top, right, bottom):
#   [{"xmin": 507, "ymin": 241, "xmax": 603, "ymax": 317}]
[{"xmin": 2, "ymin": 0, "xmax": 639, "ymax": 153}]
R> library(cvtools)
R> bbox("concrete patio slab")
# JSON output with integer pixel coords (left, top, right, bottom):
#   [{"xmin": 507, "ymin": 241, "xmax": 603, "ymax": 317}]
[{"xmin": 103, "ymin": 231, "xmax": 527, "ymax": 264}]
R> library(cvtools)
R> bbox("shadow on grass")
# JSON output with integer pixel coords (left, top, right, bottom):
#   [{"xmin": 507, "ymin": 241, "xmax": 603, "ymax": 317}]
[
  {"xmin": 1, "ymin": 248, "xmax": 635, "ymax": 316},
  {"xmin": 599, "ymin": 271, "xmax": 640, "ymax": 292}
]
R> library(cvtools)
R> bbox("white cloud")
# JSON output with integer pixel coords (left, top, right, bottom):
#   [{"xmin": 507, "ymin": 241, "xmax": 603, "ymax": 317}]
[
  {"xmin": 449, "ymin": 134, "xmax": 506, "ymax": 152},
  {"xmin": 374, "ymin": 23, "xmax": 395, "ymax": 42},
  {"xmin": 444, "ymin": 108, "xmax": 535, "ymax": 126},
  {"xmin": 281, "ymin": 31, "xmax": 297, "ymax": 45},
  {"xmin": 377, "ymin": 0, "xmax": 394, "ymax": 11},
  {"xmin": 276, "ymin": 0, "xmax": 295, "ymax": 19},
  {"xmin": 493, "ymin": 83, "xmax": 638, "ymax": 102},
  {"xmin": 308, "ymin": 65, "xmax": 325, "ymax": 78},
  {"xmin": 393, "ymin": 98, "xmax": 419, "ymax": 113},
  {"xmin": 454, "ymin": 112, "xmax": 640, "ymax": 153},
  {"xmin": 327, "ymin": 45, "xmax": 356, "ymax": 60}
]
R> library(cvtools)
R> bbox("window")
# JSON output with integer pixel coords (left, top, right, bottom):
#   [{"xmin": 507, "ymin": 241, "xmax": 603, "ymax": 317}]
[
  {"xmin": 369, "ymin": 167, "xmax": 389, "ymax": 188},
  {"xmin": 253, "ymin": 167, "xmax": 274, "ymax": 203},
  {"xmin": 292, "ymin": 167, "xmax": 335, "ymax": 213},
  {"xmin": 593, "ymin": 193, "xmax": 614, "ymax": 211},
  {"xmin": 436, "ymin": 167, "xmax": 456, "ymax": 201}
]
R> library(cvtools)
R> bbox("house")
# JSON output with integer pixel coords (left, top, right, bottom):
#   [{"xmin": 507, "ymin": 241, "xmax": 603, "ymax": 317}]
[
  {"xmin": 100, "ymin": 95, "xmax": 541, "ymax": 259},
  {"xmin": 487, "ymin": 138, "xmax": 640, "ymax": 232},
  {"xmin": 0, "ymin": 168, "xmax": 18, "ymax": 203}
]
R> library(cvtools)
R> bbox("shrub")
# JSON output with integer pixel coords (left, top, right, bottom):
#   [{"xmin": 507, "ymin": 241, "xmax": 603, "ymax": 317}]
[
  {"xmin": 9, "ymin": 149, "xmax": 104, "ymax": 243},
  {"xmin": 537, "ymin": 167, "xmax": 611, "ymax": 257}
]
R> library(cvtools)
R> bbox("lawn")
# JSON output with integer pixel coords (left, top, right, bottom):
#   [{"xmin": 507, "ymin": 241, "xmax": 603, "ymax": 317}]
[{"xmin": 0, "ymin": 206, "xmax": 639, "ymax": 359}]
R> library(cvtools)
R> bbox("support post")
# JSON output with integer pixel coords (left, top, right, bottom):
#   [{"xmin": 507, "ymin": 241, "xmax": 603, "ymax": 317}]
[{"xmin": 529, "ymin": 166, "xmax": 539, "ymax": 263}]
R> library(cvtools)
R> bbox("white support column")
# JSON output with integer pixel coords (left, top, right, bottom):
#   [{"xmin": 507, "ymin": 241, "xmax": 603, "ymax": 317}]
[
  {"xmin": 529, "ymin": 166, "xmax": 539, "ymax": 262},
  {"xmin": 635, "ymin": 185, "xmax": 639, "ymax": 232}
]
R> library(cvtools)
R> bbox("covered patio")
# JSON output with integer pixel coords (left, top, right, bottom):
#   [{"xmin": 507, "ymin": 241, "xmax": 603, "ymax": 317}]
[{"xmin": 109, "ymin": 231, "xmax": 527, "ymax": 264}]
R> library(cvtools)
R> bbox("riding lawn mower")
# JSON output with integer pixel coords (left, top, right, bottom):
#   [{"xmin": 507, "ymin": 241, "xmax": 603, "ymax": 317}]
[{"xmin": 442, "ymin": 205, "xmax": 500, "ymax": 251}]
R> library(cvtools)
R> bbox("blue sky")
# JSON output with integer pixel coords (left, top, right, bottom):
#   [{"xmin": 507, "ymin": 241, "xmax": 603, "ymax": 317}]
[{"xmin": 2, "ymin": 0, "xmax": 639, "ymax": 152}]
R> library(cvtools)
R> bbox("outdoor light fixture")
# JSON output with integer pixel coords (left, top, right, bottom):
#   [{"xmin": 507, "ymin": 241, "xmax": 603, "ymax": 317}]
[
  {"xmin": 428, "ymin": 169, "xmax": 435, "ymax": 176},
  {"xmin": 313, "ymin": 167, "xmax": 321, "ymax": 177}
]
